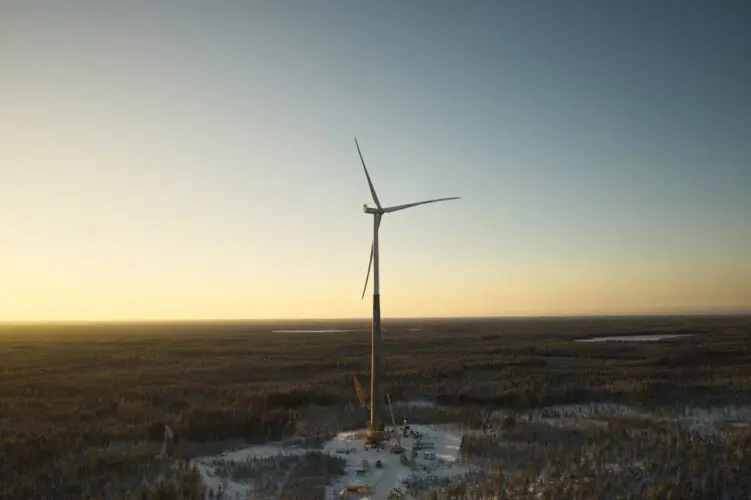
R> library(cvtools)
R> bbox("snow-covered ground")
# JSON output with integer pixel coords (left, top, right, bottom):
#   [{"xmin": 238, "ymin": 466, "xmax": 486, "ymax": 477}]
[
  {"xmin": 323, "ymin": 424, "xmax": 474, "ymax": 499},
  {"xmin": 191, "ymin": 402, "xmax": 750, "ymax": 498},
  {"xmin": 531, "ymin": 402, "xmax": 648, "ymax": 419},
  {"xmin": 192, "ymin": 424, "xmax": 475, "ymax": 499},
  {"xmin": 193, "ymin": 444, "xmax": 307, "ymax": 499},
  {"xmin": 521, "ymin": 402, "xmax": 751, "ymax": 434},
  {"xmin": 394, "ymin": 400, "xmax": 438, "ymax": 410},
  {"xmin": 676, "ymin": 405, "xmax": 751, "ymax": 433}
]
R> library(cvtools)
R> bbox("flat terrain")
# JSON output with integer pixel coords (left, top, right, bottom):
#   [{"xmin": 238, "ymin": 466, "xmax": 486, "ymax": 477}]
[{"xmin": 1, "ymin": 315, "xmax": 750, "ymax": 498}]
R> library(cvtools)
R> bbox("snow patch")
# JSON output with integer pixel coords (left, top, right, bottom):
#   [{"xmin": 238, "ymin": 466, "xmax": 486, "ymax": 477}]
[
  {"xmin": 323, "ymin": 424, "xmax": 475, "ymax": 499},
  {"xmin": 677, "ymin": 405, "xmax": 751, "ymax": 434},
  {"xmin": 192, "ymin": 424, "xmax": 478, "ymax": 499},
  {"xmin": 525, "ymin": 403, "xmax": 751, "ymax": 435}
]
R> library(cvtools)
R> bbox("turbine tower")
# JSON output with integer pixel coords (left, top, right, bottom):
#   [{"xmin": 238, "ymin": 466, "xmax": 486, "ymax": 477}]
[{"xmin": 355, "ymin": 137, "xmax": 459, "ymax": 444}]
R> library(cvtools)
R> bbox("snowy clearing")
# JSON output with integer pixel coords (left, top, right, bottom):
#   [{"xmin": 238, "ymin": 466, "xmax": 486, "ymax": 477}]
[{"xmin": 192, "ymin": 424, "xmax": 478, "ymax": 499}]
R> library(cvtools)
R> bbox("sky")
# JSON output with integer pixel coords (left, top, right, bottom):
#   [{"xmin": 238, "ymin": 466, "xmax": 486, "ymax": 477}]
[{"xmin": 1, "ymin": 1, "xmax": 750, "ymax": 321}]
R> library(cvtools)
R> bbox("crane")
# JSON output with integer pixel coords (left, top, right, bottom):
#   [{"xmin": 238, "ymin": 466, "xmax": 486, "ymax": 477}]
[
  {"xmin": 353, "ymin": 376, "xmax": 370, "ymax": 424},
  {"xmin": 385, "ymin": 394, "xmax": 404, "ymax": 454}
]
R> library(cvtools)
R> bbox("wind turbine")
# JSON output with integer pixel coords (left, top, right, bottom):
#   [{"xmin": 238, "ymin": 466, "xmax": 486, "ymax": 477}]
[{"xmin": 355, "ymin": 137, "xmax": 459, "ymax": 445}]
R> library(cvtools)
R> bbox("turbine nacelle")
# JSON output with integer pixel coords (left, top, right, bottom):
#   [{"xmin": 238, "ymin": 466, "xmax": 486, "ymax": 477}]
[{"xmin": 363, "ymin": 204, "xmax": 380, "ymax": 215}]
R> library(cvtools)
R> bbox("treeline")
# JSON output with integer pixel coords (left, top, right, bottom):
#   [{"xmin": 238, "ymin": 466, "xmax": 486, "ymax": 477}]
[{"xmin": 458, "ymin": 423, "xmax": 751, "ymax": 499}]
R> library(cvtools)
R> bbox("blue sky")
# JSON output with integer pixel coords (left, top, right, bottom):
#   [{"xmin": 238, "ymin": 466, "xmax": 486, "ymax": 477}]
[{"xmin": 1, "ymin": 1, "xmax": 749, "ymax": 320}]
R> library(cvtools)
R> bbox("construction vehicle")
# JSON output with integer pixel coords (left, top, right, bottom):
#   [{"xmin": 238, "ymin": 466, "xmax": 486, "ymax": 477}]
[
  {"xmin": 387, "ymin": 488, "xmax": 405, "ymax": 498},
  {"xmin": 385, "ymin": 394, "xmax": 405, "ymax": 454},
  {"xmin": 339, "ymin": 483, "xmax": 374, "ymax": 498}
]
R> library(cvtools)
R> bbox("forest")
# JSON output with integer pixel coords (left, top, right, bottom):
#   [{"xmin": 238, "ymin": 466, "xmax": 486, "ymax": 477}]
[{"xmin": 1, "ymin": 315, "xmax": 749, "ymax": 498}]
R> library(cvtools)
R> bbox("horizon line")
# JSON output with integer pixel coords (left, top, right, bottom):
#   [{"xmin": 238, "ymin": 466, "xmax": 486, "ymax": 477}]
[{"xmin": 2, "ymin": 310, "xmax": 749, "ymax": 326}]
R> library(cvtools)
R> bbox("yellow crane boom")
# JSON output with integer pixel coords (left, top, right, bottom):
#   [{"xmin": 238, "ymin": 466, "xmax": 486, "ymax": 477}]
[
  {"xmin": 354, "ymin": 375, "xmax": 388, "ymax": 443},
  {"xmin": 353, "ymin": 376, "xmax": 366, "ymax": 409}
]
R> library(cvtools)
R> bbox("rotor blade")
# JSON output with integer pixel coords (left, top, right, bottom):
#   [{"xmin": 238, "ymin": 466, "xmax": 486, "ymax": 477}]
[
  {"xmin": 355, "ymin": 137, "xmax": 382, "ymax": 209},
  {"xmin": 382, "ymin": 196, "xmax": 460, "ymax": 213},
  {"xmin": 360, "ymin": 217, "xmax": 381, "ymax": 300},
  {"xmin": 361, "ymin": 241, "xmax": 374, "ymax": 300}
]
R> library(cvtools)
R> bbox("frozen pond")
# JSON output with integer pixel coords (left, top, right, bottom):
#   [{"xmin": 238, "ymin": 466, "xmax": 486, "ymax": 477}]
[
  {"xmin": 575, "ymin": 333, "xmax": 696, "ymax": 343},
  {"xmin": 272, "ymin": 329, "xmax": 358, "ymax": 333}
]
